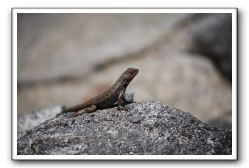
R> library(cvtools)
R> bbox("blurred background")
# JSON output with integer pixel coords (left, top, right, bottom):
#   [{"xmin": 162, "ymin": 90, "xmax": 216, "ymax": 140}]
[{"xmin": 17, "ymin": 13, "xmax": 232, "ymax": 128}]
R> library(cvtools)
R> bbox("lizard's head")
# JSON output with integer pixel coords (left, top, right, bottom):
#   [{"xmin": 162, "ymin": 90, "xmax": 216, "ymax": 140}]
[
  {"xmin": 119, "ymin": 68, "xmax": 139, "ymax": 87},
  {"xmin": 126, "ymin": 67, "xmax": 139, "ymax": 77}
]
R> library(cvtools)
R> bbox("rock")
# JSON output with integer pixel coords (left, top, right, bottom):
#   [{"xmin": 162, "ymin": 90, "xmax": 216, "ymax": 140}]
[
  {"xmin": 18, "ymin": 13, "xmax": 189, "ymax": 83},
  {"xmin": 17, "ymin": 101, "xmax": 232, "ymax": 155},
  {"xmin": 190, "ymin": 14, "xmax": 232, "ymax": 81},
  {"xmin": 17, "ymin": 106, "xmax": 63, "ymax": 139}
]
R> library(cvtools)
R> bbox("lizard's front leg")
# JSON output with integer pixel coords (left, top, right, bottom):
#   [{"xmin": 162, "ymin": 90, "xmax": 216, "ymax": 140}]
[{"xmin": 117, "ymin": 89, "xmax": 127, "ymax": 111}]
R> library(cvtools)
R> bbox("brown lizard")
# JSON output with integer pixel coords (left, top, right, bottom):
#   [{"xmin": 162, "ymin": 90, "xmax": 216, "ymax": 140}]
[{"xmin": 60, "ymin": 68, "xmax": 139, "ymax": 117}]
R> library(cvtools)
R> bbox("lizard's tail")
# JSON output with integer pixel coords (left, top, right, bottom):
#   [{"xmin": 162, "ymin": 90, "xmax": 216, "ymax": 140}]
[
  {"xmin": 56, "ymin": 105, "xmax": 77, "ymax": 118},
  {"xmin": 61, "ymin": 103, "xmax": 88, "ymax": 113}
]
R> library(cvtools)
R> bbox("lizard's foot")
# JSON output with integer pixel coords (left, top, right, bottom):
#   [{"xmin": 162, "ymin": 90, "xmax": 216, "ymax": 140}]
[
  {"xmin": 64, "ymin": 110, "xmax": 85, "ymax": 118},
  {"xmin": 118, "ymin": 105, "xmax": 128, "ymax": 111},
  {"xmin": 71, "ymin": 111, "xmax": 83, "ymax": 117},
  {"xmin": 67, "ymin": 105, "xmax": 97, "ymax": 118}
]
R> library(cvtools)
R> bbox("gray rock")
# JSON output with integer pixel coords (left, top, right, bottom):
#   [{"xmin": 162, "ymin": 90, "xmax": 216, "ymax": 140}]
[
  {"xmin": 191, "ymin": 14, "xmax": 232, "ymax": 81},
  {"xmin": 17, "ymin": 101, "xmax": 231, "ymax": 155},
  {"xmin": 17, "ymin": 106, "xmax": 63, "ymax": 139}
]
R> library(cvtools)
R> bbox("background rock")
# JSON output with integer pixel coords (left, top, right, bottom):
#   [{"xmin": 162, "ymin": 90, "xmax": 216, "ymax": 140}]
[
  {"xmin": 17, "ymin": 13, "xmax": 189, "ymax": 83},
  {"xmin": 17, "ymin": 101, "xmax": 232, "ymax": 155},
  {"xmin": 190, "ymin": 14, "xmax": 232, "ymax": 81}
]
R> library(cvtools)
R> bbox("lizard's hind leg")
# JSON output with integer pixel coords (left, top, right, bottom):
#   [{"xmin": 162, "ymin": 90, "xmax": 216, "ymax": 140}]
[{"xmin": 70, "ymin": 105, "xmax": 97, "ymax": 118}]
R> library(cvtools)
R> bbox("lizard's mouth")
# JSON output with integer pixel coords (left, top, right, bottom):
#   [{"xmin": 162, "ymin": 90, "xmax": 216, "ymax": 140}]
[{"xmin": 132, "ymin": 69, "xmax": 139, "ymax": 76}]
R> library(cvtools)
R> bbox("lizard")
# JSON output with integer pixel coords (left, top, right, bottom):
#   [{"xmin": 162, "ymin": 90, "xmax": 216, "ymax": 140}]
[{"xmin": 59, "ymin": 67, "xmax": 139, "ymax": 117}]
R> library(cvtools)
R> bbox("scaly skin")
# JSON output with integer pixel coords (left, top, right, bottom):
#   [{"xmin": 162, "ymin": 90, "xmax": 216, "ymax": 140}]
[{"xmin": 61, "ymin": 68, "xmax": 139, "ymax": 116}]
